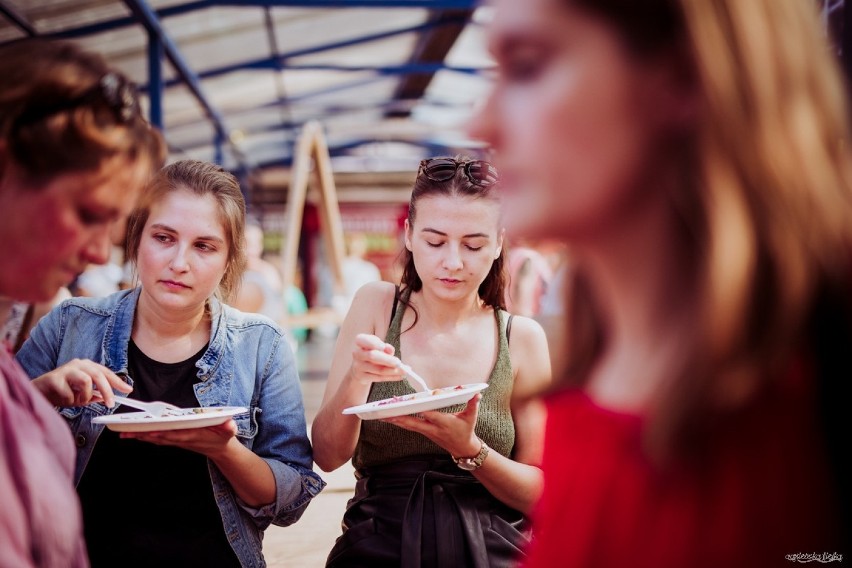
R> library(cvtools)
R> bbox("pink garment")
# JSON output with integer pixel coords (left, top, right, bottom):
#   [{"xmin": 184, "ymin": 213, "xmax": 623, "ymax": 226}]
[{"xmin": 0, "ymin": 347, "xmax": 88, "ymax": 568}]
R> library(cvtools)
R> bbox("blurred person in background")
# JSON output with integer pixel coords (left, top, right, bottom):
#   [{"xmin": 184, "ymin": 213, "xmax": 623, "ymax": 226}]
[
  {"xmin": 312, "ymin": 157, "xmax": 551, "ymax": 567},
  {"xmin": 233, "ymin": 219, "xmax": 287, "ymax": 324},
  {"xmin": 340, "ymin": 232, "xmax": 382, "ymax": 305},
  {"xmin": 504, "ymin": 241, "xmax": 552, "ymax": 317},
  {"xmin": 2, "ymin": 287, "xmax": 71, "ymax": 353},
  {"xmin": 18, "ymin": 160, "xmax": 324, "ymax": 567},
  {"xmin": 471, "ymin": 0, "xmax": 852, "ymax": 566},
  {"xmin": 0, "ymin": 38, "xmax": 164, "ymax": 567}
]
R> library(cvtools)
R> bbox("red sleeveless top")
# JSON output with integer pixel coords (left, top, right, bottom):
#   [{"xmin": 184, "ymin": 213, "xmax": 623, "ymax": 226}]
[{"xmin": 524, "ymin": 361, "xmax": 841, "ymax": 568}]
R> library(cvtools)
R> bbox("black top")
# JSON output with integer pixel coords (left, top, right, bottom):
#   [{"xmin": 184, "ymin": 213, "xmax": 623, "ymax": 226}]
[{"xmin": 77, "ymin": 340, "xmax": 241, "ymax": 568}]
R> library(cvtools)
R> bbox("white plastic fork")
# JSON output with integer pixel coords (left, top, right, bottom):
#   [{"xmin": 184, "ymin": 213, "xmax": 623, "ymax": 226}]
[
  {"xmin": 112, "ymin": 396, "xmax": 186, "ymax": 417},
  {"xmin": 397, "ymin": 362, "xmax": 431, "ymax": 393}
]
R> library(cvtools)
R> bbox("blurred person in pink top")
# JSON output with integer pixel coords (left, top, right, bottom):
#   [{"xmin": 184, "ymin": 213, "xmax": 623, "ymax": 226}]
[
  {"xmin": 471, "ymin": 0, "xmax": 852, "ymax": 565},
  {"xmin": 0, "ymin": 39, "xmax": 164, "ymax": 568}
]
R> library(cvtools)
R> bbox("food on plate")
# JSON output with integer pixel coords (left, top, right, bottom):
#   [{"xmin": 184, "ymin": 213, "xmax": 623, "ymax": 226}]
[
  {"xmin": 377, "ymin": 394, "xmax": 416, "ymax": 406},
  {"xmin": 431, "ymin": 385, "xmax": 466, "ymax": 396}
]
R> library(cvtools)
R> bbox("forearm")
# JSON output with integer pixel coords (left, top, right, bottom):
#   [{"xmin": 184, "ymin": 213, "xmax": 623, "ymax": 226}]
[
  {"xmin": 312, "ymin": 373, "xmax": 371, "ymax": 471},
  {"xmin": 472, "ymin": 451, "xmax": 543, "ymax": 514},
  {"xmin": 210, "ymin": 439, "xmax": 277, "ymax": 507}
]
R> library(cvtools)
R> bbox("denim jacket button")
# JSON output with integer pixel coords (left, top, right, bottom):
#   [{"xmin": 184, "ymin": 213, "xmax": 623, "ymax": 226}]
[{"xmin": 75, "ymin": 434, "xmax": 87, "ymax": 447}]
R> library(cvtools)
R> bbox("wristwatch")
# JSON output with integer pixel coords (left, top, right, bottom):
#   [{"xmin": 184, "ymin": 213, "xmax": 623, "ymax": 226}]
[{"xmin": 452, "ymin": 439, "xmax": 490, "ymax": 471}]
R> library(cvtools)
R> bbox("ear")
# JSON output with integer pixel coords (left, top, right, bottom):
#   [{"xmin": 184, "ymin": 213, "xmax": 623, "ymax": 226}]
[
  {"xmin": 404, "ymin": 218, "xmax": 413, "ymax": 252},
  {"xmin": 494, "ymin": 228, "xmax": 505, "ymax": 260}
]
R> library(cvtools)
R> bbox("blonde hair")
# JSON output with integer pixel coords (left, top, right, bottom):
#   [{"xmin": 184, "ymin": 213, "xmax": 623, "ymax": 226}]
[
  {"xmin": 562, "ymin": 0, "xmax": 852, "ymax": 454},
  {"xmin": 125, "ymin": 160, "xmax": 247, "ymax": 303}
]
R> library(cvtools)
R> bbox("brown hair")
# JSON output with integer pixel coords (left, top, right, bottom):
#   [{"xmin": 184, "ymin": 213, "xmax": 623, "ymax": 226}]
[
  {"xmin": 399, "ymin": 156, "xmax": 507, "ymax": 317},
  {"xmin": 560, "ymin": 0, "xmax": 852, "ymax": 455},
  {"xmin": 125, "ymin": 160, "xmax": 247, "ymax": 303},
  {"xmin": 0, "ymin": 39, "xmax": 165, "ymax": 184}
]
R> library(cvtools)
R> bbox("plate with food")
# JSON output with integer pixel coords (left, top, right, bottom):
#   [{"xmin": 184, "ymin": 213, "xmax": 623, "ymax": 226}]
[
  {"xmin": 342, "ymin": 383, "xmax": 488, "ymax": 420},
  {"xmin": 93, "ymin": 406, "xmax": 248, "ymax": 432}
]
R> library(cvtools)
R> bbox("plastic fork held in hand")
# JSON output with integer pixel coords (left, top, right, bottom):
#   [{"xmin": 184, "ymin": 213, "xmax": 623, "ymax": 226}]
[
  {"xmin": 113, "ymin": 396, "xmax": 185, "ymax": 417},
  {"xmin": 397, "ymin": 362, "xmax": 430, "ymax": 393}
]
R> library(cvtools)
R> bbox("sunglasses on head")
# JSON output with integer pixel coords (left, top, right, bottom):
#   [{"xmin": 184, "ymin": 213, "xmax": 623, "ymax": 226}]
[
  {"xmin": 13, "ymin": 71, "xmax": 141, "ymax": 130},
  {"xmin": 418, "ymin": 158, "xmax": 499, "ymax": 187}
]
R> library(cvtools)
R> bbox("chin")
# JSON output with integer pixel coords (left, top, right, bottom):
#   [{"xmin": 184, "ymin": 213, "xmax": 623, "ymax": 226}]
[{"xmin": 15, "ymin": 284, "xmax": 58, "ymax": 304}]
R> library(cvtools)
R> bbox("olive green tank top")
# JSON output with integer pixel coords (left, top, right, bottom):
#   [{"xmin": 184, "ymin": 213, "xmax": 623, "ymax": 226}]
[{"xmin": 352, "ymin": 289, "xmax": 516, "ymax": 469}]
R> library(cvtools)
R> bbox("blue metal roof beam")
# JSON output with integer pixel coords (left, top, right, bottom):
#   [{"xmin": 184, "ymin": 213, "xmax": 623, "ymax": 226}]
[
  {"xmin": 133, "ymin": 19, "xmax": 463, "ymax": 91},
  {"xmin": 143, "ymin": 62, "xmax": 484, "ymax": 93},
  {"xmin": 245, "ymin": 62, "xmax": 485, "ymax": 74},
  {"xmin": 122, "ymin": 0, "xmax": 244, "ymax": 167},
  {"xmin": 170, "ymin": 98, "xmax": 475, "ymax": 150},
  {"xmin": 164, "ymin": 75, "xmax": 388, "ymax": 129},
  {"xmin": 387, "ymin": 8, "xmax": 472, "ymax": 118},
  {"xmin": 0, "ymin": 0, "xmax": 37, "ymax": 37},
  {"xmin": 49, "ymin": 0, "xmax": 476, "ymax": 40},
  {"xmin": 49, "ymin": 1, "xmax": 215, "ymax": 39}
]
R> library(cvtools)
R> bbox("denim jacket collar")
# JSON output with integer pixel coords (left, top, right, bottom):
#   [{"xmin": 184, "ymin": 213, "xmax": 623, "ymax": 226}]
[{"xmin": 103, "ymin": 287, "xmax": 227, "ymax": 385}]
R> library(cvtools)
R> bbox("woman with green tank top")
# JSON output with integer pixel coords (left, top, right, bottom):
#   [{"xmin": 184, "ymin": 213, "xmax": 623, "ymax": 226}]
[{"xmin": 312, "ymin": 157, "xmax": 552, "ymax": 567}]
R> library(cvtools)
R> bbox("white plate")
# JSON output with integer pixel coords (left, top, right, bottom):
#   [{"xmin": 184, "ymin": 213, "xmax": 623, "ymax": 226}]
[
  {"xmin": 93, "ymin": 406, "xmax": 248, "ymax": 432},
  {"xmin": 342, "ymin": 383, "xmax": 488, "ymax": 420}
]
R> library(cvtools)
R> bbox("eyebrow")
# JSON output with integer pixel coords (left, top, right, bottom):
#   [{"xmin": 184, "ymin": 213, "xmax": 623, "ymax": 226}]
[
  {"xmin": 150, "ymin": 223, "xmax": 225, "ymax": 243},
  {"xmin": 422, "ymin": 228, "xmax": 490, "ymax": 239}
]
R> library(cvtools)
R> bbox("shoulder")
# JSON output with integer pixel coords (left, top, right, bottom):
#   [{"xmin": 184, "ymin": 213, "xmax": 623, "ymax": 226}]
[
  {"xmin": 507, "ymin": 313, "xmax": 547, "ymax": 346},
  {"xmin": 53, "ymin": 289, "xmax": 134, "ymax": 318},
  {"xmin": 220, "ymin": 303, "xmax": 285, "ymax": 336},
  {"xmin": 353, "ymin": 280, "xmax": 396, "ymax": 304},
  {"xmin": 340, "ymin": 280, "xmax": 397, "ymax": 337},
  {"xmin": 350, "ymin": 281, "xmax": 397, "ymax": 318}
]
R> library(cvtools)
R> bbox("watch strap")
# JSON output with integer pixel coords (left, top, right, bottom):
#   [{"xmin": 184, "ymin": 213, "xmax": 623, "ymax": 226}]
[{"xmin": 452, "ymin": 439, "xmax": 490, "ymax": 470}]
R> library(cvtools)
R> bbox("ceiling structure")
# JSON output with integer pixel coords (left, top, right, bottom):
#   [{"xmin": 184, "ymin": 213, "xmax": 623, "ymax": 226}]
[
  {"xmin": 2, "ymin": 0, "xmax": 848, "ymax": 211},
  {"xmin": 0, "ymin": 0, "xmax": 496, "ymax": 210}
]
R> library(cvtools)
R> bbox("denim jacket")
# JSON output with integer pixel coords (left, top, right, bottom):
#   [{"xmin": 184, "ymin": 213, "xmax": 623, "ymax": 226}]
[{"xmin": 17, "ymin": 287, "xmax": 325, "ymax": 568}]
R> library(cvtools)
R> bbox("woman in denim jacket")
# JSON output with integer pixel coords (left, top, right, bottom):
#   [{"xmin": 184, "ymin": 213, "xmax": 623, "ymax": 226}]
[{"xmin": 17, "ymin": 160, "xmax": 324, "ymax": 568}]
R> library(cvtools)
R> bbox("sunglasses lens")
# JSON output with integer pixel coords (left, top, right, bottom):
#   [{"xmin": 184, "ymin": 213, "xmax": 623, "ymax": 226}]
[
  {"xmin": 467, "ymin": 161, "xmax": 499, "ymax": 186},
  {"xmin": 423, "ymin": 159, "xmax": 459, "ymax": 181}
]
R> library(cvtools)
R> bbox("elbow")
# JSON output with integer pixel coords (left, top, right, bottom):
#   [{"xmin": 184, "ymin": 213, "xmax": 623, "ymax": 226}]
[{"xmin": 313, "ymin": 449, "xmax": 347, "ymax": 473}]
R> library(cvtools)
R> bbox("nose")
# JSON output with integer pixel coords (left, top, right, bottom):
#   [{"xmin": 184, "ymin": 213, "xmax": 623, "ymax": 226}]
[
  {"xmin": 169, "ymin": 244, "xmax": 190, "ymax": 272},
  {"xmin": 81, "ymin": 228, "xmax": 112, "ymax": 265},
  {"xmin": 442, "ymin": 244, "xmax": 463, "ymax": 271}
]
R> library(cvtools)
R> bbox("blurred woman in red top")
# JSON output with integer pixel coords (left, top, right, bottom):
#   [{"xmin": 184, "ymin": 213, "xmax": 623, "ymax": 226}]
[{"xmin": 470, "ymin": 0, "xmax": 851, "ymax": 566}]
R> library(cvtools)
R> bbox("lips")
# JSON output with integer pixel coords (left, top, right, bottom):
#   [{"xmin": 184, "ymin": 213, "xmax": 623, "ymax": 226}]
[{"xmin": 160, "ymin": 279, "xmax": 189, "ymax": 289}]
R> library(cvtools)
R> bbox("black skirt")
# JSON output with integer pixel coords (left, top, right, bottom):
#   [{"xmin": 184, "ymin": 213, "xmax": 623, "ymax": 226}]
[{"xmin": 326, "ymin": 457, "xmax": 530, "ymax": 568}]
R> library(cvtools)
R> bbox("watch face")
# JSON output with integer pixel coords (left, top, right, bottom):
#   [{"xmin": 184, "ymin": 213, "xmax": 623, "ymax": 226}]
[{"xmin": 456, "ymin": 459, "xmax": 477, "ymax": 471}]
